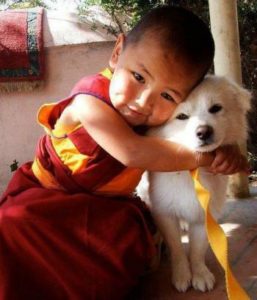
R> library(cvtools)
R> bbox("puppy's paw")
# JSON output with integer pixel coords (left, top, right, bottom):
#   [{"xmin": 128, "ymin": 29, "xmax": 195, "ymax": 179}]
[
  {"xmin": 192, "ymin": 264, "xmax": 215, "ymax": 292},
  {"xmin": 172, "ymin": 260, "xmax": 192, "ymax": 292}
]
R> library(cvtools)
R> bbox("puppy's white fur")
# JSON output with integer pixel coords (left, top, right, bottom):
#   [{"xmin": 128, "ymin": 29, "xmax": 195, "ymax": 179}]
[{"xmin": 137, "ymin": 76, "xmax": 251, "ymax": 292}]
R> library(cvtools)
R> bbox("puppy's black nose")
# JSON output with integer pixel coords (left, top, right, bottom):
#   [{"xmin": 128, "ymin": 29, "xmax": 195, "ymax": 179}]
[{"xmin": 196, "ymin": 125, "xmax": 213, "ymax": 141}]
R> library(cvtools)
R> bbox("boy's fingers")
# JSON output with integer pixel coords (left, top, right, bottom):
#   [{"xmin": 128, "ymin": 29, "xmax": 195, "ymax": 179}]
[
  {"xmin": 211, "ymin": 147, "xmax": 232, "ymax": 169},
  {"xmin": 211, "ymin": 155, "xmax": 230, "ymax": 170},
  {"xmin": 211, "ymin": 155, "xmax": 249, "ymax": 175},
  {"xmin": 223, "ymin": 162, "xmax": 240, "ymax": 175},
  {"xmin": 211, "ymin": 155, "xmax": 223, "ymax": 169}
]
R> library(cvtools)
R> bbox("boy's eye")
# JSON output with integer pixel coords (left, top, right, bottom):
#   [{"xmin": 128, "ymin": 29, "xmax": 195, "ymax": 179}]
[
  {"xmin": 209, "ymin": 104, "xmax": 222, "ymax": 114},
  {"xmin": 161, "ymin": 92, "xmax": 174, "ymax": 102},
  {"xmin": 176, "ymin": 113, "xmax": 189, "ymax": 120},
  {"xmin": 133, "ymin": 72, "xmax": 145, "ymax": 83}
]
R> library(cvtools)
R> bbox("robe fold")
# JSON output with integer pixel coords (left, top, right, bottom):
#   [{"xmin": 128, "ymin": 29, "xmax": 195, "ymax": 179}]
[{"xmin": 0, "ymin": 69, "xmax": 156, "ymax": 300}]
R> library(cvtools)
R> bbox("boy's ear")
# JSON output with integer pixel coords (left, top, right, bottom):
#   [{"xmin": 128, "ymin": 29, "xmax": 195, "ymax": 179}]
[{"xmin": 109, "ymin": 34, "xmax": 125, "ymax": 69}]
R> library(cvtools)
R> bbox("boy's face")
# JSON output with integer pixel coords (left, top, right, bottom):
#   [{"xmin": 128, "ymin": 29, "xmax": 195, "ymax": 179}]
[{"xmin": 109, "ymin": 34, "xmax": 203, "ymax": 127}]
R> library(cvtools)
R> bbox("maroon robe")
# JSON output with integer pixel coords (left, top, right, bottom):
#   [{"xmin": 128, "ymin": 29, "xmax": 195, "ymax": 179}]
[{"xmin": 0, "ymin": 72, "xmax": 156, "ymax": 300}]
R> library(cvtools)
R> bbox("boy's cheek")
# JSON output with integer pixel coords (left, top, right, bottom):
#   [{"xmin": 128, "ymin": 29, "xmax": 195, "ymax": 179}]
[{"xmin": 155, "ymin": 105, "xmax": 175, "ymax": 124}]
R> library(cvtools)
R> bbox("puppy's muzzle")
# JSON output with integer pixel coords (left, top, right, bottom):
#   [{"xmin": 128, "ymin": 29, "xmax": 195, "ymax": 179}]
[{"xmin": 196, "ymin": 125, "xmax": 214, "ymax": 143}]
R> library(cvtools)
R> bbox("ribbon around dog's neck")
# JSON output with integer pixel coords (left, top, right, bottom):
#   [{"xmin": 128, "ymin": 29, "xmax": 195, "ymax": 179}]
[{"xmin": 190, "ymin": 169, "xmax": 250, "ymax": 300}]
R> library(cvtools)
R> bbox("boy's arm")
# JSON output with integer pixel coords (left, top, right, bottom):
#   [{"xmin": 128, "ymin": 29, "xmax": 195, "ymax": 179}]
[{"xmin": 71, "ymin": 95, "xmax": 213, "ymax": 172}]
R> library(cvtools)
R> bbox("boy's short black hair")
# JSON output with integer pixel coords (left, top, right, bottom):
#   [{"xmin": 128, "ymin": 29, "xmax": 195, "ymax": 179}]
[{"xmin": 125, "ymin": 6, "xmax": 215, "ymax": 75}]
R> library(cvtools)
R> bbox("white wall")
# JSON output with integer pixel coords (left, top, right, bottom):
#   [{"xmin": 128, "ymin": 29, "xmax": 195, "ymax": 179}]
[{"xmin": 0, "ymin": 10, "xmax": 115, "ymax": 193}]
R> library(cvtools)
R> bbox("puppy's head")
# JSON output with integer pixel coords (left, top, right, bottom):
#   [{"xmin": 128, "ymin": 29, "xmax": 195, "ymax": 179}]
[{"xmin": 151, "ymin": 75, "xmax": 251, "ymax": 152}]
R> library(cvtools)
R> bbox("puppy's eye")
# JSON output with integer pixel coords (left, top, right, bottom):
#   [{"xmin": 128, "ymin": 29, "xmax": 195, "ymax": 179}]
[
  {"xmin": 176, "ymin": 113, "xmax": 189, "ymax": 120},
  {"xmin": 209, "ymin": 104, "xmax": 222, "ymax": 114}
]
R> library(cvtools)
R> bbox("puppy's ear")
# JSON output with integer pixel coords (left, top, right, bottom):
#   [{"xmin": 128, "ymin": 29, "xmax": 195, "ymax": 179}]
[{"xmin": 235, "ymin": 85, "xmax": 252, "ymax": 113}]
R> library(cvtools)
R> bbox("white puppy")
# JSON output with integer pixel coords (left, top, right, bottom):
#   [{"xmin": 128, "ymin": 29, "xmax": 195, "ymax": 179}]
[{"xmin": 138, "ymin": 76, "xmax": 251, "ymax": 292}]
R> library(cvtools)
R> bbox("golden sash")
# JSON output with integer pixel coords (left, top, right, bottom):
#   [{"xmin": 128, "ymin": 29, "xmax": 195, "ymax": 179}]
[{"xmin": 191, "ymin": 169, "xmax": 250, "ymax": 300}]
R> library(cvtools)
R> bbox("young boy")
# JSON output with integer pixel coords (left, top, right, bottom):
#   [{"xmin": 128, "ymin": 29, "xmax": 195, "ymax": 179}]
[{"xmin": 0, "ymin": 6, "xmax": 247, "ymax": 300}]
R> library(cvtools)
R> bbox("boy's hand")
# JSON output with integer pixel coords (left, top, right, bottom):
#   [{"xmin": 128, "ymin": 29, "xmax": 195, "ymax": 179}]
[{"xmin": 209, "ymin": 144, "xmax": 249, "ymax": 175}]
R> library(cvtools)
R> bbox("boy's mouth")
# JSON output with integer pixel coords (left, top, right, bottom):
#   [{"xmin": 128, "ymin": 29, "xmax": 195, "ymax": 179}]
[
  {"xmin": 121, "ymin": 106, "xmax": 149, "ymax": 125},
  {"xmin": 127, "ymin": 105, "xmax": 147, "ymax": 117}
]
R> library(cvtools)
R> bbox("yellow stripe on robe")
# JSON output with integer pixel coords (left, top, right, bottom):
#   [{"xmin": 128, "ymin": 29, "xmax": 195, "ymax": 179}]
[
  {"xmin": 32, "ymin": 158, "xmax": 65, "ymax": 190},
  {"xmin": 37, "ymin": 103, "xmax": 90, "ymax": 175},
  {"xmin": 51, "ymin": 135, "xmax": 89, "ymax": 175},
  {"xmin": 96, "ymin": 167, "xmax": 144, "ymax": 196},
  {"xmin": 100, "ymin": 68, "xmax": 113, "ymax": 80},
  {"xmin": 37, "ymin": 102, "xmax": 57, "ymax": 134}
]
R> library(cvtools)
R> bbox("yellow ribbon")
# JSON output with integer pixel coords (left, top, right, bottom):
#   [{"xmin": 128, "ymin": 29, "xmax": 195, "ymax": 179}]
[{"xmin": 191, "ymin": 169, "xmax": 250, "ymax": 300}]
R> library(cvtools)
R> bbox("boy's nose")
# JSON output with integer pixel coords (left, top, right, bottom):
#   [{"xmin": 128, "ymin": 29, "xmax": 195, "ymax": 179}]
[{"xmin": 135, "ymin": 90, "xmax": 153, "ymax": 111}]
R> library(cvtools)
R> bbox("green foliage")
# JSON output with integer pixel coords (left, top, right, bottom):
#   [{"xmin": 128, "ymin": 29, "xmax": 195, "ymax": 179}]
[
  {"xmin": 79, "ymin": 0, "xmax": 211, "ymax": 34},
  {"xmin": 12, "ymin": 0, "xmax": 48, "ymax": 9},
  {"xmin": 0, "ymin": 0, "xmax": 48, "ymax": 9},
  {"xmin": 79, "ymin": 0, "xmax": 160, "ymax": 35},
  {"xmin": 238, "ymin": 1, "xmax": 257, "ymax": 90},
  {"xmin": 236, "ymin": 1, "xmax": 257, "ymax": 162}
]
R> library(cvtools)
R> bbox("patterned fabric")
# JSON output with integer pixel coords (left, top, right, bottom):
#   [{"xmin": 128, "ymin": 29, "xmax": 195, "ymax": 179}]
[{"xmin": 0, "ymin": 9, "xmax": 44, "ymax": 82}]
